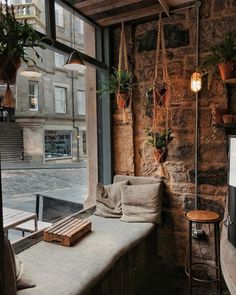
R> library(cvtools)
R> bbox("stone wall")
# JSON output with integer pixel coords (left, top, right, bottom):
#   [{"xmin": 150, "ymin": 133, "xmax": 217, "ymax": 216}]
[{"xmin": 111, "ymin": 0, "xmax": 235, "ymax": 267}]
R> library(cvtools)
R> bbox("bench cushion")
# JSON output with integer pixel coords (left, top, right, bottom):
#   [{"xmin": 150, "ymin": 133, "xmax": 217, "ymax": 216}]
[
  {"xmin": 95, "ymin": 180, "xmax": 128, "ymax": 218},
  {"xmin": 120, "ymin": 183, "xmax": 162, "ymax": 224},
  {"xmin": 17, "ymin": 215, "xmax": 155, "ymax": 295}
]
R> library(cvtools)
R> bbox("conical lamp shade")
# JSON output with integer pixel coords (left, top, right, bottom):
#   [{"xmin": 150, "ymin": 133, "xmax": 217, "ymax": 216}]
[
  {"xmin": 64, "ymin": 51, "xmax": 85, "ymax": 71},
  {"xmin": 2, "ymin": 84, "xmax": 15, "ymax": 108}
]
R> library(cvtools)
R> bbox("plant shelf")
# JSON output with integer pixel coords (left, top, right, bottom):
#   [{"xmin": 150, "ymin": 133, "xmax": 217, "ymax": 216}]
[{"xmin": 223, "ymin": 78, "xmax": 236, "ymax": 84}]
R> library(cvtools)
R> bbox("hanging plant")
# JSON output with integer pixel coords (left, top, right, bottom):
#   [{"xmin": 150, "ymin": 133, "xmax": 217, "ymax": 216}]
[
  {"xmin": 145, "ymin": 128, "xmax": 173, "ymax": 163},
  {"xmin": 0, "ymin": 0, "xmax": 46, "ymax": 85},
  {"xmin": 98, "ymin": 22, "xmax": 133, "ymax": 123},
  {"xmin": 99, "ymin": 68, "xmax": 133, "ymax": 108},
  {"xmin": 152, "ymin": 13, "xmax": 170, "ymax": 108}
]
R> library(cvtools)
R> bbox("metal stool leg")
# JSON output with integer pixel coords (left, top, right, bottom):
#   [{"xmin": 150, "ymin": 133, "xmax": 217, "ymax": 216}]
[
  {"xmin": 215, "ymin": 222, "xmax": 222, "ymax": 295},
  {"xmin": 189, "ymin": 220, "xmax": 192, "ymax": 295}
]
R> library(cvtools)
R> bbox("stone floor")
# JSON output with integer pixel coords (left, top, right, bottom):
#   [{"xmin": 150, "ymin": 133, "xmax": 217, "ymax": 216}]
[{"xmin": 137, "ymin": 266, "xmax": 230, "ymax": 295}]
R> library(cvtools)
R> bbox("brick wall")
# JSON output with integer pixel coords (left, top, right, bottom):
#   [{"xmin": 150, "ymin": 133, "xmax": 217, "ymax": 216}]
[{"xmin": 111, "ymin": 0, "xmax": 235, "ymax": 267}]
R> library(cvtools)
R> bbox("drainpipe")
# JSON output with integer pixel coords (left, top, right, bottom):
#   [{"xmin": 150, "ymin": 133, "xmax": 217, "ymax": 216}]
[{"xmin": 194, "ymin": 1, "xmax": 201, "ymax": 210}]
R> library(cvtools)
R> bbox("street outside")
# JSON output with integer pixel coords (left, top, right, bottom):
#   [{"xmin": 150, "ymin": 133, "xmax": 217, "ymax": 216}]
[{"xmin": 1, "ymin": 165, "xmax": 88, "ymax": 214}]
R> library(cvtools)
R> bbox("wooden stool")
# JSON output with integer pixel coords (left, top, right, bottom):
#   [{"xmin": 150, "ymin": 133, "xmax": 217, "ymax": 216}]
[{"xmin": 185, "ymin": 210, "xmax": 222, "ymax": 295}]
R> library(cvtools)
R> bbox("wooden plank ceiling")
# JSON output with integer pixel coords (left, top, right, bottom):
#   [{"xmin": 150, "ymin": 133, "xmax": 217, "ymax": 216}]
[{"xmin": 74, "ymin": 0, "xmax": 166, "ymax": 27}]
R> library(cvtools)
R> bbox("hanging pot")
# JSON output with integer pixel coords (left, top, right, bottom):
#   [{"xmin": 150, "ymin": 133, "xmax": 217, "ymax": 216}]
[
  {"xmin": 153, "ymin": 147, "xmax": 168, "ymax": 163},
  {"xmin": 0, "ymin": 55, "xmax": 21, "ymax": 84},
  {"xmin": 116, "ymin": 92, "xmax": 129, "ymax": 109},
  {"xmin": 153, "ymin": 81, "xmax": 169, "ymax": 106},
  {"xmin": 2, "ymin": 83, "xmax": 15, "ymax": 108},
  {"xmin": 218, "ymin": 61, "xmax": 236, "ymax": 81}
]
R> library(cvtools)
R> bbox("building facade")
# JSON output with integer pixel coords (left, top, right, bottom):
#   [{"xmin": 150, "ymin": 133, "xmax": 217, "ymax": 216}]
[{"xmin": 1, "ymin": 0, "xmax": 87, "ymax": 163}]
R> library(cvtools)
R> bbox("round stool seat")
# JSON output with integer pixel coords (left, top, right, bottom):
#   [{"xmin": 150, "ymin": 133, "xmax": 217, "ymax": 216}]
[{"xmin": 185, "ymin": 210, "xmax": 221, "ymax": 223}]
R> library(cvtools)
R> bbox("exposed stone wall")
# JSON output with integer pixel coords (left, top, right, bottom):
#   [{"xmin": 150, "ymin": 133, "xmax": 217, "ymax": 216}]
[{"xmin": 112, "ymin": 0, "xmax": 235, "ymax": 267}]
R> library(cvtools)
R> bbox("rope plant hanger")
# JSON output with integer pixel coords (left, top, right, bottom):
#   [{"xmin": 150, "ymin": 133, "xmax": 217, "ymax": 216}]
[
  {"xmin": 145, "ymin": 13, "xmax": 172, "ymax": 177},
  {"xmin": 116, "ymin": 22, "xmax": 132, "ymax": 123},
  {"xmin": 152, "ymin": 12, "xmax": 170, "ymax": 130}
]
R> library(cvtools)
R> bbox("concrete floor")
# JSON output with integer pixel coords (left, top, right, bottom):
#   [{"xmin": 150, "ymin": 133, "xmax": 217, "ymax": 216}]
[{"xmin": 137, "ymin": 266, "xmax": 230, "ymax": 295}]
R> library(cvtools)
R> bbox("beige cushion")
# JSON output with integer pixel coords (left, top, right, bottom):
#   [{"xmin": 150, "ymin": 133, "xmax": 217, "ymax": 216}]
[
  {"xmin": 95, "ymin": 180, "xmax": 129, "ymax": 218},
  {"xmin": 114, "ymin": 175, "xmax": 162, "ymax": 185},
  {"xmin": 17, "ymin": 215, "xmax": 155, "ymax": 295},
  {"xmin": 4, "ymin": 235, "xmax": 17, "ymax": 295},
  {"xmin": 120, "ymin": 183, "xmax": 162, "ymax": 224},
  {"xmin": 15, "ymin": 256, "xmax": 36, "ymax": 290}
]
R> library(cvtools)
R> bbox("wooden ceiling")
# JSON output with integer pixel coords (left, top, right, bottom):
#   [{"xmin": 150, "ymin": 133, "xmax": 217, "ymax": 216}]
[
  {"xmin": 73, "ymin": 0, "xmax": 193, "ymax": 27},
  {"xmin": 74, "ymin": 0, "xmax": 163, "ymax": 27}
]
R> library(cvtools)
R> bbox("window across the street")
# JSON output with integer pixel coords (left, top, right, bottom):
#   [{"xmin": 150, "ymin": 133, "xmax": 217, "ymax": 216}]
[
  {"xmin": 29, "ymin": 80, "xmax": 39, "ymax": 111},
  {"xmin": 55, "ymin": 86, "xmax": 67, "ymax": 113}
]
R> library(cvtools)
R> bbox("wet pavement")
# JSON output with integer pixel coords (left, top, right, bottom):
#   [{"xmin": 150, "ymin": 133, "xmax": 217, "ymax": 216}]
[{"xmin": 1, "ymin": 161, "xmax": 88, "ymax": 213}]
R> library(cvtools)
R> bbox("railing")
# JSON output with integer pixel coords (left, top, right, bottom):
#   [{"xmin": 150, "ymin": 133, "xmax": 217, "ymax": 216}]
[{"xmin": 13, "ymin": 3, "xmax": 42, "ymax": 23}]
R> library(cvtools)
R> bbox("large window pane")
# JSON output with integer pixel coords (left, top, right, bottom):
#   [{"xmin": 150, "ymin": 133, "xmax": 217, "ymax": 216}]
[
  {"xmin": 45, "ymin": 130, "xmax": 72, "ymax": 159},
  {"xmin": 55, "ymin": 1, "xmax": 95, "ymax": 58},
  {"xmin": 1, "ymin": 1, "xmax": 98, "ymax": 240}
]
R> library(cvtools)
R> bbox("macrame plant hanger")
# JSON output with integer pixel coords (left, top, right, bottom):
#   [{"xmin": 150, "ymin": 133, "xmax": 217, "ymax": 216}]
[
  {"xmin": 152, "ymin": 13, "xmax": 170, "ymax": 177},
  {"xmin": 117, "ymin": 22, "xmax": 131, "ymax": 123}
]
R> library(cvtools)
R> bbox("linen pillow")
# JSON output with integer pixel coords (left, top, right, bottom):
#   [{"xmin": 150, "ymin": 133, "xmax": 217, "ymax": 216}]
[
  {"xmin": 3, "ymin": 235, "xmax": 17, "ymax": 295},
  {"xmin": 3, "ymin": 234, "xmax": 36, "ymax": 292},
  {"xmin": 95, "ymin": 180, "xmax": 129, "ymax": 218},
  {"xmin": 15, "ymin": 255, "xmax": 36, "ymax": 290},
  {"xmin": 120, "ymin": 183, "xmax": 162, "ymax": 224}
]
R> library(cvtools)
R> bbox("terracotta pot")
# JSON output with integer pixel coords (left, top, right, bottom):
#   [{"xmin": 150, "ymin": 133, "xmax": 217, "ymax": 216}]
[
  {"xmin": 0, "ymin": 55, "xmax": 21, "ymax": 84},
  {"xmin": 153, "ymin": 81, "xmax": 169, "ymax": 106},
  {"xmin": 218, "ymin": 62, "xmax": 236, "ymax": 81},
  {"xmin": 153, "ymin": 148, "xmax": 168, "ymax": 163},
  {"xmin": 116, "ymin": 92, "xmax": 129, "ymax": 109},
  {"xmin": 223, "ymin": 114, "xmax": 233, "ymax": 124}
]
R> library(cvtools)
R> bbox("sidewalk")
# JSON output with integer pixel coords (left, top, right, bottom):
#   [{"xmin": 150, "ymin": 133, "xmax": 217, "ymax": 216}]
[{"xmin": 1, "ymin": 159, "xmax": 87, "ymax": 170}]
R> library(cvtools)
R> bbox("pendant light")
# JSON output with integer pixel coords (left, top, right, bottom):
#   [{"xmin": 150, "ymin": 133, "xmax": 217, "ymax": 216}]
[
  {"xmin": 190, "ymin": 71, "xmax": 202, "ymax": 93},
  {"xmin": 64, "ymin": 50, "xmax": 85, "ymax": 71},
  {"xmin": 20, "ymin": 65, "xmax": 42, "ymax": 78},
  {"xmin": 64, "ymin": 1, "xmax": 85, "ymax": 71}
]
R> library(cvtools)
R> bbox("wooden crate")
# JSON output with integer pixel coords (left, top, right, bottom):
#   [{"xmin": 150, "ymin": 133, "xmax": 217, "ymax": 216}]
[{"xmin": 43, "ymin": 216, "xmax": 91, "ymax": 246}]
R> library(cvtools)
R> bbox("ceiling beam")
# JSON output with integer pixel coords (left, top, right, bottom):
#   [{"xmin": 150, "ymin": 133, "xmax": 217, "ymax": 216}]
[
  {"xmin": 79, "ymin": 0, "xmax": 145, "ymax": 15},
  {"xmin": 158, "ymin": 0, "xmax": 169, "ymax": 16},
  {"xmin": 97, "ymin": 3, "xmax": 163, "ymax": 26}
]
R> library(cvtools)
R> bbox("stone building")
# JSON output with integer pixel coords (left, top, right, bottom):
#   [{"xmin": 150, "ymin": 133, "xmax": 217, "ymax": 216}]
[{"xmin": 1, "ymin": 0, "xmax": 86, "ymax": 163}]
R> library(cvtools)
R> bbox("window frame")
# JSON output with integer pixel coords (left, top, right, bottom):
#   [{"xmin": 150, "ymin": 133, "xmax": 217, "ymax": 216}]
[
  {"xmin": 55, "ymin": 2, "xmax": 64, "ymax": 28},
  {"xmin": 77, "ymin": 89, "xmax": 86, "ymax": 116},
  {"xmin": 28, "ymin": 80, "xmax": 39, "ymax": 111},
  {"xmin": 54, "ymin": 85, "xmax": 67, "ymax": 114}
]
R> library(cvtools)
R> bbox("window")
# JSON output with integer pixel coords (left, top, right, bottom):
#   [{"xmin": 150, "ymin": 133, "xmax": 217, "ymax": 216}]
[
  {"xmin": 77, "ymin": 90, "xmax": 85, "ymax": 115},
  {"xmin": 55, "ymin": 3, "xmax": 64, "ymax": 27},
  {"xmin": 55, "ymin": 52, "xmax": 65, "ymax": 68},
  {"xmin": 29, "ymin": 81, "xmax": 39, "ymax": 111},
  {"xmin": 45, "ymin": 130, "xmax": 72, "ymax": 159},
  {"xmin": 55, "ymin": 86, "xmax": 67, "ymax": 113},
  {"xmin": 75, "ymin": 18, "xmax": 84, "ymax": 35},
  {"xmin": 9, "ymin": 0, "xmax": 32, "ymax": 4}
]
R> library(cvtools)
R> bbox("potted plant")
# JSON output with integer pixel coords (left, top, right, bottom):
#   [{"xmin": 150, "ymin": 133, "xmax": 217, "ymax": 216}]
[
  {"xmin": 0, "ymin": 1, "xmax": 45, "ymax": 84},
  {"xmin": 99, "ymin": 68, "xmax": 133, "ymax": 109},
  {"xmin": 145, "ymin": 128, "xmax": 173, "ymax": 163},
  {"xmin": 200, "ymin": 31, "xmax": 236, "ymax": 87}
]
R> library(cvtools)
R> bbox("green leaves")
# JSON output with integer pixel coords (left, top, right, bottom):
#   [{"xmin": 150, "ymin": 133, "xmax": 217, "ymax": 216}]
[
  {"xmin": 98, "ymin": 68, "xmax": 133, "ymax": 95},
  {"xmin": 145, "ymin": 128, "xmax": 173, "ymax": 149},
  {"xmin": 200, "ymin": 31, "xmax": 236, "ymax": 87},
  {"xmin": 0, "ymin": 2, "xmax": 45, "ymax": 63}
]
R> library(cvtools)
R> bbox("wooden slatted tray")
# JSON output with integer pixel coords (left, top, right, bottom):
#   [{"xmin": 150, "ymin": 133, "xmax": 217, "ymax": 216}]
[{"xmin": 43, "ymin": 216, "xmax": 92, "ymax": 246}]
